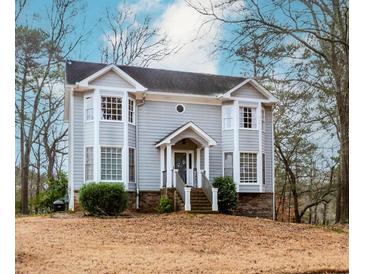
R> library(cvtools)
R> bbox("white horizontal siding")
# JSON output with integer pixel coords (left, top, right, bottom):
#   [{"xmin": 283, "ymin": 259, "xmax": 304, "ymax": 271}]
[
  {"xmin": 73, "ymin": 94, "xmax": 84, "ymax": 190},
  {"xmin": 128, "ymin": 124, "xmax": 136, "ymax": 147},
  {"xmin": 222, "ymin": 129, "xmax": 234, "ymax": 151},
  {"xmin": 99, "ymin": 121, "xmax": 124, "ymax": 146},
  {"xmin": 239, "ymin": 184, "xmax": 260, "ymax": 192},
  {"xmin": 90, "ymin": 70, "xmax": 134, "ymax": 88},
  {"xmin": 232, "ymin": 83, "xmax": 266, "ymax": 99},
  {"xmin": 239, "ymin": 129, "xmax": 259, "ymax": 151},
  {"xmin": 263, "ymin": 108, "xmax": 273, "ymax": 192},
  {"xmin": 84, "ymin": 122, "xmax": 94, "ymax": 146},
  {"xmin": 138, "ymin": 101, "xmax": 222, "ymax": 191}
]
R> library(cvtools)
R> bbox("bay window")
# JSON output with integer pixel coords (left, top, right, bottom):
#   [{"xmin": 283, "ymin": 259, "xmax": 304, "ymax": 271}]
[
  {"xmin": 85, "ymin": 96, "xmax": 93, "ymax": 121},
  {"xmin": 101, "ymin": 96, "xmax": 122, "ymax": 121},
  {"xmin": 223, "ymin": 106, "xmax": 233, "ymax": 129},
  {"xmin": 101, "ymin": 147, "xmax": 122, "ymax": 181},
  {"xmin": 224, "ymin": 152, "xmax": 233, "ymax": 178},
  {"xmin": 129, "ymin": 148, "xmax": 135, "ymax": 182},
  {"xmin": 128, "ymin": 99, "xmax": 135, "ymax": 124},
  {"xmin": 239, "ymin": 106, "xmax": 257, "ymax": 129},
  {"xmin": 240, "ymin": 152, "xmax": 257, "ymax": 183},
  {"xmin": 85, "ymin": 146, "xmax": 93, "ymax": 181}
]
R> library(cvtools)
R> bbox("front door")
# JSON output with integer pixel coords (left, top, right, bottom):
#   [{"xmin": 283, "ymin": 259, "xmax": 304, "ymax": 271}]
[{"xmin": 174, "ymin": 152, "xmax": 187, "ymax": 183}]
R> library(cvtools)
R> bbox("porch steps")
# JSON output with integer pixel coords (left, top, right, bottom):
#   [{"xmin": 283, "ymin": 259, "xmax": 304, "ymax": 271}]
[{"xmin": 189, "ymin": 188, "xmax": 216, "ymax": 213}]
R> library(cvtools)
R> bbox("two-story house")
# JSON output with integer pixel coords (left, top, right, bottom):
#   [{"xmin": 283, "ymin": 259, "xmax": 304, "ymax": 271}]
[{"xmin": 64, "ymin": 60, "xmax": 277, "ymax": 217}]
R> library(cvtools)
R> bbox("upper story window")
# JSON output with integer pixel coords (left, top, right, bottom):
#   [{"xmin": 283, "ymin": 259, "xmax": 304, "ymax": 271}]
[
  {"xmin": 101, "ymin": 96, "xmax": 122, "ymax": 121},
  {"xmin": 128, "ymin": 99, "xmax": 135, "ymax": 124},
  {"xmin": 261, "ymin": 108, "xmax": 265, "ymax": 131},
  {"xmin": 176, "ymin": 104, "xmax": 185, "ymax": 114},
  {"xmin": 223, "ymin": 106, "xmax": 233, "ymax": 129},
  {"xmin": 239, "ymin": 106, "xmax": 257, "ymax": 129},
  {"xmin": 85, "ymin": 96, "xmax": 93, "ymax": 121}
]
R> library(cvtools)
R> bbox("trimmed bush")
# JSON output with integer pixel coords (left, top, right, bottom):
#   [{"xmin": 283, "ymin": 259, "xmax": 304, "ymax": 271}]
[
  {"xmin": 79, "ymin": 182, "xmax": 128, "ymax": 216},
  {"xmin": 156, "ymin": 195, "xmax": 173, "ymax": 213},
  {"xmin": 35, "ymin": 172, "xmax": 68, "ymax": 213},
  {"xmin": 212, "ymin": 176, "xmax": 237, "ymax": 214}
]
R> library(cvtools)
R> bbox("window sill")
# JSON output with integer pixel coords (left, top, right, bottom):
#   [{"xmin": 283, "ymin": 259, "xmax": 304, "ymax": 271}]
[
  {"xmin": 239, "ymin": 128, "xmax": 259, "ymax": 131},
  {"xmin": 128, "ymin": 122, "xmax": 136, "ymax": 126},
  {"xmin": 239, "ymin": 182, "xmax": 260, "ymax": 185},
  {"xmin": 100, "ymin": 120, "xmax": 124, "ymax": 123}
]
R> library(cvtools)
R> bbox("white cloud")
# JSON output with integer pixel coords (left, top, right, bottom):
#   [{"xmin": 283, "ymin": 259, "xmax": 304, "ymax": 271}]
[
  {"xmin": 122, "ymin": 0, "xmax": 162, "ymax": 14},
  {"xmin": 150, "ymin": 0, "xmax": 223, "ymax": 74}
]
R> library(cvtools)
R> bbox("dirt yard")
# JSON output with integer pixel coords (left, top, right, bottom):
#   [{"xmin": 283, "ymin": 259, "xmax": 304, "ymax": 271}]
[{"xmin": 16, "ymin": 213, "xmax": 348, "ymax": 274}]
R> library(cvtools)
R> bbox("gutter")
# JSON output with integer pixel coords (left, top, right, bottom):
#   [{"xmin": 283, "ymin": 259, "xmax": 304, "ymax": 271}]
[{"xmin": 135, "ymin": 93, "xmax": 146, "ymax": 209}]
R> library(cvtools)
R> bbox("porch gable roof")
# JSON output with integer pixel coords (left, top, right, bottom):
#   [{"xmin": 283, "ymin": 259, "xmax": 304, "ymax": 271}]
[{"xmin": 155, "ymin": 121, "xmax": 217, "ymax": 148}]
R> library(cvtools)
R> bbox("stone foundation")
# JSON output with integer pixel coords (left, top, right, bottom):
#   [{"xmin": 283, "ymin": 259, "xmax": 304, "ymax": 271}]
[
  {"xmin": 73, "ymin": 190, "xmax": 80, "ymax": 211},
  {"xmin": 137, "ymin": 191, "xmax": 161, "ymax": 212},
  {"xmin": 235, "ymin": 193, "xmax": 274, "ymax": 219}
]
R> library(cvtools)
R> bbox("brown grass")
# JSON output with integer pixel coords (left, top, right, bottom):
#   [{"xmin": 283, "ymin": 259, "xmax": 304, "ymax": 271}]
[{"xmin": 16, "ymin": 213, "xmax": 348, "ymax": 274}]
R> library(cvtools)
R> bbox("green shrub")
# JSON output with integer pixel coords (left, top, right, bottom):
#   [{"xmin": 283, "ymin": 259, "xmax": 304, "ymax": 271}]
[
  {"xmin": 79, "ymin": 182, "xmax": 127, "ymax": 216},
  {"xmin": 212, "ymin": 176, "xmax": 237, "ymax": 214},
  {"xmin": 35, "ymin": 172, "xmax": 68, "ymax": 213},
  {"xmin": 156, "ymin": 195, "xmax": 173, "ymax": 213}
]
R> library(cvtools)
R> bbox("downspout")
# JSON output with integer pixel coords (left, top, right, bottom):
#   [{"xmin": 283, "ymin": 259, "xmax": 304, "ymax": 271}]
[{"xmin": 135, "ymin": 93, "xmax": 146, "ymax": 209}]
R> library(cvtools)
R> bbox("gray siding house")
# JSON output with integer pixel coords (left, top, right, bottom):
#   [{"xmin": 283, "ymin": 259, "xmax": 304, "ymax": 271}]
[{"xmin": 64, "ymin": 60, "xmax": 277, "ymax": 217}]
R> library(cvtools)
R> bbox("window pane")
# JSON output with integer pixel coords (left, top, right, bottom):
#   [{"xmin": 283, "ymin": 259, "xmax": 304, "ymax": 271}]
[
  {"xmin": 224, "ymin": 152, "xmax": 233, "ymax": 178},
  {"xmin": 129, "ymin": 148, "xmax": 135, "ymax": 182},
  {"xmin": 239, "ymin": 107, "xmax": 257, "ymax": 129},
  {"xmin": 85, "ymin": 147, "xmax": 93, "ymax": 181},
  {"xmin": 101, "ymin": 147, "xmax": 122, "ymax": 181},
  {"xmin": 101, "ymin": 96, "xmax": 122, "ymax": 121},
  {"xmin": 240, "ymin": 153, "xmax": 257, "ymax": 183}
]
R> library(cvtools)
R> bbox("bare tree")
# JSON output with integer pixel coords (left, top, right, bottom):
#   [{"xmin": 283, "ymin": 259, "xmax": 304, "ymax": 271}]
[
  {"xmin": 187, "ymin": 0, "xmax": 348, "ymax": 223},
  {"xmin": 15, "ymin": 0, "xmax": 85, "ymax": 214},
  {"xmin": 100, "ymin": 2, "xmax": 178, "ymax": 66}
]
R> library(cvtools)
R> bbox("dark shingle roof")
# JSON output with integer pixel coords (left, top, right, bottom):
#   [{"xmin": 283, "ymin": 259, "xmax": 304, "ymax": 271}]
[{"xmin": 65, "ymin": 60, "xmax": 245, "ymax": 96}]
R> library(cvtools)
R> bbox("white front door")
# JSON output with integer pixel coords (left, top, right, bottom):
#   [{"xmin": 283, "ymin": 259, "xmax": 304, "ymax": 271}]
[{"xmin": 173, "ymin": 150, "xmax": 194, "ymax": 186}]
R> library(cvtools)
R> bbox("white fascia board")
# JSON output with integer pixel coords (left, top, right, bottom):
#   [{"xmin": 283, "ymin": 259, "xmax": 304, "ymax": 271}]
[
  {"xmin": 155, "ymin": 122, "xmax": 217, "ymax": 147},
  {"xmin": 78, "ymin": 64, "xmax": 147, "ymax": 91},
  {"xmin": 221, "ymin": 79, "xmax": 278, "ymax": 102}
]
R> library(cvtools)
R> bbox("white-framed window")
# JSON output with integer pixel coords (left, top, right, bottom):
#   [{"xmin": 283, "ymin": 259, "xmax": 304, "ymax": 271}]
[
  {"xmin": 262, "ymin": 108, "xmax": 265, "ymax": 131},
  {"xmin": 239, "ymin": 106, "xmax": 257, "ymax": 129},
  {"xmin": 101, "ymin": 147, "xmax": 122, "ymax": 181},
  {"xmin": 128, "ymin": 99, "xmax": 135, "ymax": 124},
  {"xmin": 240, "ymin": 152, "xmax": 257, "ymax": 183},
  {"xmin": 85, "ymin": 95, "xmax": 93, "ymax": 121},
  {"xmin": 101, "ymin": 96, "xmax": 122, "ymax": 121},
  {"xmin": 224, "ymin": 152, "xmax": 233, "ymax": 178},
  {"xmin": 85, "ymin": 146, "xmax": 93, "ymax": 181},
  {"xmin": 262, "ymin": 153, "xmax": 266, "ymax": 185},
  {"xmin": 223, "ymin": 106, "xmax": 233, "ymax": 129},
  {"xmin": 129, "ymin": 147, "xmax": 135, "ymax": 182},
  {"xmin": 175, "ymin": 104, "xmax": 185, "ymax": 114}
]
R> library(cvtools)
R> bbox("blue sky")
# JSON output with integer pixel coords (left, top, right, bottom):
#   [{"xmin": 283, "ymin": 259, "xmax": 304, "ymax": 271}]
[{"xmin": 19, "ymin": 0, "xmax": 243, "ymax": 77}]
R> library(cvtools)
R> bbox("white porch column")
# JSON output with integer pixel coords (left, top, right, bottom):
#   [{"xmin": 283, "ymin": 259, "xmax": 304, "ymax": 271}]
[
  {"xmin": 94, "ymin": 89, "xmax": 100, "ymax": 182},
  {"xmin": 166, "ymin": 144, "xmax": 172, "ymax": 187},
  {"xmin": 233, "ymin": 100, "xmax": 240, "ymax": 191},
  {"xmin": 184, "ymin": 187, "xmax": 191, "ymax": 211},
  {"xmin": 196, "ymin": 148, "xmax": 202, "ymax": 187},
  {"xmin": 257, "ymin": 103, "xmax": 263, "ymax": 192},
  {"xmin": 122, "ymin": 91, "xmax": 129, "ymax": 190},
  {"xmin": 204, "ymin": 146, "xmax": 210, "ymax": 179},
  {"xmin": 212, "ymin": 187, "xmax": 218, "ymax": 211},
  {"xmin": 160, "ymin": 146, "xmax": 165, "ymax": 187}
]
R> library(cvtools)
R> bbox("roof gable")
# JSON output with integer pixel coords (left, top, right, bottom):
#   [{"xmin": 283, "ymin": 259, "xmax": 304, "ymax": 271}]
[
  {"xmin": 222, "ymin": 79, "xmax": 278, "ymax": 102},
  {"xmin": 155, "ymin": 121, "xmax": 217, "ymax": 147},
  {"xmin": 77, "ymin": 64, "xmax": 147, "ymax": 91}
]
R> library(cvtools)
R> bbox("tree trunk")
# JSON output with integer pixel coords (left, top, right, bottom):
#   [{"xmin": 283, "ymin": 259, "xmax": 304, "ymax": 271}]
[
  {"xmin": 335, "ymin": 167, "xmax": 342, "ymax": 223},
  {"xmin": 323, "ymin": 203, "xmax": 327, "ymax": 226}
]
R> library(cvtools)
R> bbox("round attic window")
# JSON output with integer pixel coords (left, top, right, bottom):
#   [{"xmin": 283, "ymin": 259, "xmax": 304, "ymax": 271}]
[{"xmin": 176, "ymin": 104, "xmax": 185, "ymax": 114}]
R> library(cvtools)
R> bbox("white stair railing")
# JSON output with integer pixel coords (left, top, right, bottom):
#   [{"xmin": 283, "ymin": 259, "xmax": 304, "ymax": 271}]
[
  {"xmin": 201, "ymin": 171, "xmax": 218, "ymax": 212},
  {"xmin": 174, "ymin": 170, "xmax": 191, "ymax": 211}
]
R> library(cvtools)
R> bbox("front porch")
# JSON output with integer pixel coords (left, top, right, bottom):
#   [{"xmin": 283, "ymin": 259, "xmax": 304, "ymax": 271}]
[{"xmin": 156, "ymin": 122, "xmax": 218, "ymax": 212}]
